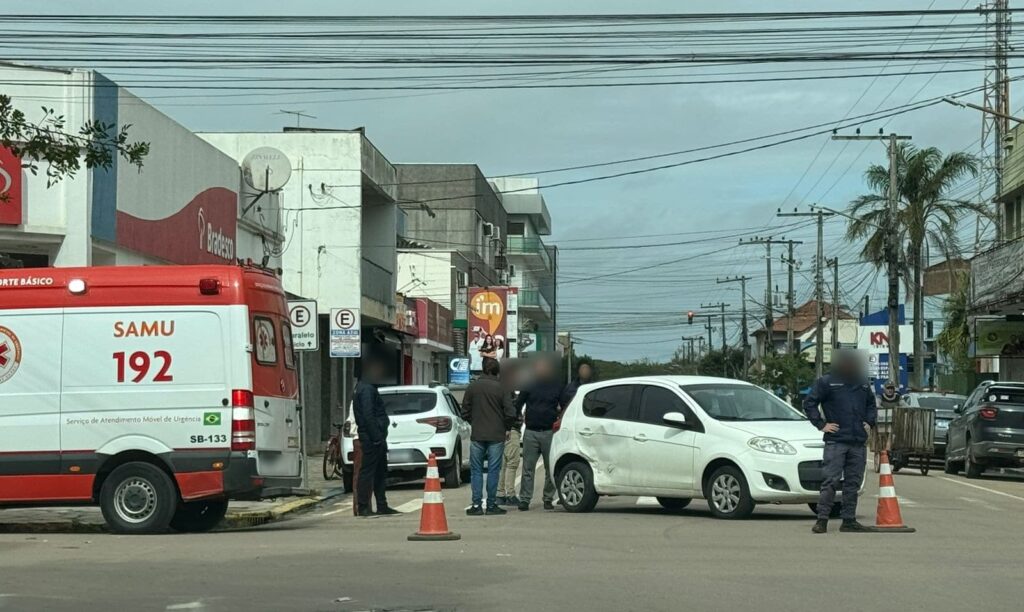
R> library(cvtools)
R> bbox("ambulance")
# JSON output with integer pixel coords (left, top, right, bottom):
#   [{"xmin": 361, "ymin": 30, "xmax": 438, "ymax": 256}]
[{"xmin": 0, "ymin": 265, "xmax": 303, "ymax": 534}]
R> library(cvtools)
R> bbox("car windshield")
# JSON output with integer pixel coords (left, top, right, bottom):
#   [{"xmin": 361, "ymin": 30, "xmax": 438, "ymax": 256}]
[
  {"xmin": 915, "ymin": 396, "xmax": 962, "ymax": 418},
  {"xmin": 380, "ymin": 392, "xmax": 438, "ymax": 415},
  {"xmin": 682, "ymin": 384, "xmax": 807, "ymax": 421}
]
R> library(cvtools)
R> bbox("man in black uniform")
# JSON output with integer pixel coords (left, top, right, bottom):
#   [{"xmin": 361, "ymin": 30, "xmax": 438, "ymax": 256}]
[
  {"xmin": 803, "ymin": 349, "xmax": 877, "ymax": 533},
  {"xmin": 353, "ymin": 355, "xmax": 399, "ymax": 517}
]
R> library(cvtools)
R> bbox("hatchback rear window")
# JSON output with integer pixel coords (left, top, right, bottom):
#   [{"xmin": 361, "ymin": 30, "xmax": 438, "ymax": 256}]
[
  {"xmin": 915, "ymin": 397, "xmax": 961, "ymax": 415},
  {"xmin": 381, "ymin": 392, "xmax": 438, "ymax": 416},
  {"xmin": 983, "ymin": 387, "xmax": 1024, "ymax": 404}
]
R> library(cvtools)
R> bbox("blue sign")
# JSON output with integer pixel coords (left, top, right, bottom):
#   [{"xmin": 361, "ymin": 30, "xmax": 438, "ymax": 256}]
[
  {"xmin": 449, "ymin": 356, "xmax": 470, "ymax": 386},
  {"xmin": 871, "ymin": 353, "xmax": 909, "ymax": 394}
]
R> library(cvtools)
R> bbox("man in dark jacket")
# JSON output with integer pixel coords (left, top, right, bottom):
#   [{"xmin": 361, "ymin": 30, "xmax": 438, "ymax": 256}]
[
  {"xmin": 461, "ymin": 357, "xmax": 517, "ymax": 515},
  {"xmin": 563, "ymin": 362, "xmax": 595, "ymax": 405},
  {"xmin": 515, "ymin": 356, "xmax": 567, "ymax": 511},
  {"xmin": 353, "ymin": 356, "xmax": 399, "ymax": 517},
  {"xmin": 803, "ymin": 349, "xmax": 877, "ymax": 533}
]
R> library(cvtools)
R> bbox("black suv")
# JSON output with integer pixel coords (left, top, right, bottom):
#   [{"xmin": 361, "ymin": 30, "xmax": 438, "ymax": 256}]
[{"xmin": 945, "ymin": 381, "xmax": 1024, "ymax": 478}]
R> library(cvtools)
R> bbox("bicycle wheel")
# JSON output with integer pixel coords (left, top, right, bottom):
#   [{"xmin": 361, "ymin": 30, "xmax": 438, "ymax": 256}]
[{"xmin": 322, "ymin": 442, "xmax": 339, "ymax": 481}]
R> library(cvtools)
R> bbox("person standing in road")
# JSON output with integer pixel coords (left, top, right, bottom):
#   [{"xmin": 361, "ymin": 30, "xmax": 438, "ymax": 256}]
[
  {"xmin": 563, "ymin": 361, "xmax": 595, "ymax": 405},
  {"xmin": 460, "ymin": 357, "xmax": 517, "ymax": 516},
  {"xmin": 803, "ymin": 349, "xmax": 877, "ymax": 534},
  {"xmin": 496, "ymin": 360, "xmax": 524, "ymax": 507},
  {"xmin": 353, "ymin": 356, "xmax": 400, "ymax": 517},
  {"xmin": 516, "ymin": 356, "xmax": 566, "ymax": 511}
]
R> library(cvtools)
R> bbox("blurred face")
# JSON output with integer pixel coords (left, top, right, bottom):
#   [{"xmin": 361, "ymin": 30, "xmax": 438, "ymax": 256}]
[
  {"xmin": 578, "ymin": 364, "xmax": 593, "ymax": 382},
  {"xmin": 534, "ymin": 358, "xmax": 553, "ymax": 381},
  {"xmin": 833, "ymin": 349, "xmax": 864, "ymax": 379}
]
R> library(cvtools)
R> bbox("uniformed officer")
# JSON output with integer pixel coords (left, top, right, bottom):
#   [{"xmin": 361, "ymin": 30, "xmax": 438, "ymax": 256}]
[
  {"xmin": 353, "ymin": 355, "xmax": 399, "ymax": 517},
  {"xmin": 803, "ymin": 349, "xmax": 877, "ymax": 533}
]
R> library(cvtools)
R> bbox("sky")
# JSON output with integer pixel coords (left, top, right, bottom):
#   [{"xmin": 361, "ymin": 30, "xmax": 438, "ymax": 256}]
[{"xmin": 22, "ymin": 0, "xmax": 1012, "ymax": 361}]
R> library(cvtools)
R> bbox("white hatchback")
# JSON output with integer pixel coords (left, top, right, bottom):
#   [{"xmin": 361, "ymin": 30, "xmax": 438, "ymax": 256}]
[
  {"xmin": 340, "ymin": 385, "xmax": 470, "ymax": 491},
  {"xmin": 550, "ymin": 376, "xmax": 857, "ymax": 519}
]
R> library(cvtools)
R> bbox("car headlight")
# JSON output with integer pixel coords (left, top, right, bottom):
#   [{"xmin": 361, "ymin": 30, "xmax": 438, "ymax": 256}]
[{"xmin": 747, "ymin": 437, "xmax": 797, "ymax": 455}]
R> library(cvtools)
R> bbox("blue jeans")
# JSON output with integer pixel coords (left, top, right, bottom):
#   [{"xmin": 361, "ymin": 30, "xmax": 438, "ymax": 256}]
[
  {"xmin": 470, "ymin": 440, "xmax": 505, "ymax": 509},
  {"xmin": 817, "ymin": 442, "xmax": 866, "ymax": 520}
]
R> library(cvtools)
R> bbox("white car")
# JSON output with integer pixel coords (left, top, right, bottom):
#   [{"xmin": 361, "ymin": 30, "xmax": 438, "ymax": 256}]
[
  {"xmin": 550, "ymin": 376, "xmax": 858, "ymax": 519},
  {"xmin": 340, "ymin": 385, "xmax": 470, "ymax": 491}
]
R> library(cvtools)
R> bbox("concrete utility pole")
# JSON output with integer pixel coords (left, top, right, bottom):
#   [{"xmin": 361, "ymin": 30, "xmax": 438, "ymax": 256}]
[
  {"xmin": 778, "ymin": 244, "xmax": 800, "ymax": 354},
  {"xmin": 777, "ymin": 208, "xmax": 832, "ymax": 376},
  {"xmin": 830, "ymin": 257, "xmax": 840, "ymax": 351},
  {"xmin": 702, "ymin": 315, "xmax": 715, "ymax": 352},
  {"xmin": 717, "ymin": 277, "xmax": 750, "ymax": 373},
  {"xmin": 702, "ymin": 303, "xmax": 730, "ymax": 352},
  {"xmin": 832, "ymin": 132, "xmax": 912, "ymax": 383},
  {"xmin": 740, "ymin": 237, "xmax": 798, "ymax": 357}
]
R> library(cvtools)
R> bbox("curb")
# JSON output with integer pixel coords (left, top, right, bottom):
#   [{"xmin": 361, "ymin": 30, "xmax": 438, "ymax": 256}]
[{"xmin": 0, "ymin": 487, "xmax": 348, "ymax": 534}]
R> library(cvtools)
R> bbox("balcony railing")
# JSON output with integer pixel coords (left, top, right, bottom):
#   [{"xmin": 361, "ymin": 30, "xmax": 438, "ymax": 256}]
[
  {"xmin": 361, "ymin": 258, "xmax": 395, "ymax": 306},
  {"xmin": 507, "ymin": 236, "xmax": 552, "ymax": 270},
  {"xmin": 518, "ymin": 288, "xmax": 551, "ymax": 317}
]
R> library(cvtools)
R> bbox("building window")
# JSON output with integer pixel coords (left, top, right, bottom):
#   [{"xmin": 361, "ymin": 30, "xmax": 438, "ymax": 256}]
[{"xmin": 508, "ymin": 221, "xmax": 525, "ymax": 236}]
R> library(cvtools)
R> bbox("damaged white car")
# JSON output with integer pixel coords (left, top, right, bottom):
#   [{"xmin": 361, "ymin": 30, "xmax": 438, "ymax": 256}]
[{"xmin": 550, "ymin": 376, "xmax": 842, "ymax": 519}]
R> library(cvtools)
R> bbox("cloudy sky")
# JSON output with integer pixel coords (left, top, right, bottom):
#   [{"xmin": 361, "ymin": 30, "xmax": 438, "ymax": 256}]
[{"xmin": 30, "ymin": 0, "xmax": 1009, "ymax": 360}]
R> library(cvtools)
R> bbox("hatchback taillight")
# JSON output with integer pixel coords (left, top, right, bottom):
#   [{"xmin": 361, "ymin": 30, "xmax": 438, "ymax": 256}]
[
  {"xmin": 342, "ymin": 422, "xmax": 354, "ymax": 438},
  {"xmin": 979, "ymin": 406, "xmax": 999, "ymax": 420},
  {"xmin": 416, "ymin": 416, "xmax": 452, "ymax": 433},
  {"xmin": 231, "ymin": 389, "xmax": 256, "ymax": 451}
]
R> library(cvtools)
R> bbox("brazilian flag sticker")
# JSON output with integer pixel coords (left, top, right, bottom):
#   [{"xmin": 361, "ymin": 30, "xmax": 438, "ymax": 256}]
[{"xmin": 203, "ymin": 412, "xmax": 222, "ymax": 426}]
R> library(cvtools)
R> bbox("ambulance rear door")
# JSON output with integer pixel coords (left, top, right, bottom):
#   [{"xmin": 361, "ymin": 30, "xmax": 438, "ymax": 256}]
[{"xmin": 249, "ymin": 312, "xmax": 302, "ymax": 480}]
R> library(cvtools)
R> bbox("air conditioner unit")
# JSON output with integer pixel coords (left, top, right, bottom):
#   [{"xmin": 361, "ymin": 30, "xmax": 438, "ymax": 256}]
[
  {"xmin": 482, "ymin": 223, "xmax": 493, "ymax": 236},
  {"xmin": 508, "ymin": 264, "xmax": 516, "ymax": 277}
]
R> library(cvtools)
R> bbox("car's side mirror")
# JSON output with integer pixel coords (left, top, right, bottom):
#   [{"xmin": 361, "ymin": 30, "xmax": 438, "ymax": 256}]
[
  {"xmin": 953, "ymin": 405, "xmax": 963, "ymax": 414},
  {"xmin": 663, "ymin": 411, "xmax": 688, "ymax": 427}
]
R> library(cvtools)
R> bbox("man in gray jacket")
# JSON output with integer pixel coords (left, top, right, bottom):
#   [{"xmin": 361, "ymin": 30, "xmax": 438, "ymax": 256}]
[{"xmin": 461, "ymin": 357, "xmax": 517, "ymax": 515}]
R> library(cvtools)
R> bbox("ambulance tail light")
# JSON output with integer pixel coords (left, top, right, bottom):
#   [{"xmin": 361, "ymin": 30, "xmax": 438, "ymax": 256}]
[
  {"xmin": 199, "ymin": 278, "xmax": 221, "ymax": 295},
  {"xmin": 231, "ymin": 389, "xmax": 257, "ymax": 451}
]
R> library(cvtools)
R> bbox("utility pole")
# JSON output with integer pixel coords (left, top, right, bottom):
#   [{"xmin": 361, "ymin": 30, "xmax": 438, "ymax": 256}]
[
  {"xmin": 702, "ymin": 303, "xmax": 730, "ymax": 352},
  {"xmin": 778, "ymin": 244, "xmax": 800, "ymax": 354},
  {"xmin": 830, "ymin": 257, "xmax": 840, "ymax": 351},
  {"xmin": 777, "ymin": 208, "xmax": 832, "ymax": 376},
  {"xmin": 740, "ymin": 237, "xmax": 798, "ymax": 357},
  {"xmin": 702, "ymin": 315, "xmax": 715, "ymax": 352},
  {"xmin": 717, "ymin": 277, "xmax": 750, "ymax": 374},
  {"xmin": 832, "ymin": 132, "xmax": 912, "ymax": 383}
]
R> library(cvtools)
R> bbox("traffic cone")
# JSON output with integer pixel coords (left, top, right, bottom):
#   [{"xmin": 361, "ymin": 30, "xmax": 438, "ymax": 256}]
[
  {"xmin": 408, "ymin": 453, "xmax": 461, "ymax": 541},
  {"xmin": 870, "ymin": 451, "xmax": 915, "ymax": 533}
]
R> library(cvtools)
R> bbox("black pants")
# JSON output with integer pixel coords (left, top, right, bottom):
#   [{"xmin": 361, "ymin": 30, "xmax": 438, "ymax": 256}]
[
  {"xmin": 357, "ymin": 440, "xmax": 388, "ymax": 511},
  {"xmin": 817, "ymin": 442, "xmax": 866, "ymax": 520}
]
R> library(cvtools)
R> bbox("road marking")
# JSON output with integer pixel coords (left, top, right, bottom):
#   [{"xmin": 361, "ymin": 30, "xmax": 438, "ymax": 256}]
[
  {"xmin": 957, "ymin": 496, "xmax": 1002, "ymax": 512},
  {"xmin": 320, "ymin": 504, "xmax": 352, "ymax": 517},
  {"xmin": 896, "ymin": 496, "xmax": 916, "ymax": 507},
  {"xmin": 938, "ymin": 477, "xmax": 1024, "ymax": 502},
  {"xmin": 394, "ymin": 499, "xmax": 423, "ymax": 514},
  {"xmin": 636, "ymin": 496, "xmax": 660, "ymax": 506},
  {"xmin": 166, "ymin": 602, "xmax": 206, "ymax": 610}
]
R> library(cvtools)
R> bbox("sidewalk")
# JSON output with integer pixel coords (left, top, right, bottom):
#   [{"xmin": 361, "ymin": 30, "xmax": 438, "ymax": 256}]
[{"xmin": 0, "ymin": 456, "xmax": 347, "ymax": 533}]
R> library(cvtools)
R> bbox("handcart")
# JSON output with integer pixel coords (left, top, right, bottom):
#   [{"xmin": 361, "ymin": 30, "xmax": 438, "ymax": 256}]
[{"xmin": 887, "ymin": 404, "xmax": 935, "ymax": 475}]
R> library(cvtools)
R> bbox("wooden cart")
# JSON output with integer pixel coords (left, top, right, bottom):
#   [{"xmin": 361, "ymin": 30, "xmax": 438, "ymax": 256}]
[{"xmin": 888, "ymin": 405, "xmax": 936, "ymax": 475}]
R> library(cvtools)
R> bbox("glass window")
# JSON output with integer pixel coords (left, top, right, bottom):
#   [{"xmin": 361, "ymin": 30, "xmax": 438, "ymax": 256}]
[
  {"xmin": 508, "ymin": 221, "xmax": 526, "ymax": 236},
  {"xmin": 683, "ymin": 384, "xmax": 806, "ymax": 421},
  {"xmin": 637, "ymin": 386, "xmax": 687, "ymax": 425},
  {"xmin": 281, "ymin": 322, "xmax": 296, "ymax": 369},
  {"xmin": 582, "ymin": 385, "xmax": 634, "ymax": 420},
  {"xmin": 380, "ymin": 392, "xmax": 438, "ymax": 416},
  {"xmin": 253, "ymin": 317, "xmax": 278, "ymax": 365}
]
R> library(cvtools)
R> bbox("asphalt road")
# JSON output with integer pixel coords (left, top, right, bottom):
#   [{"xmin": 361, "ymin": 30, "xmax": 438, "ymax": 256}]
[{"xmin": 2, "ymin": 468, "xmax": 1022, "ymax": 612}]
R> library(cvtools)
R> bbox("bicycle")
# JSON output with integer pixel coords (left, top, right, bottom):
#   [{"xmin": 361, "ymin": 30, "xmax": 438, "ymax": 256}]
[{"xmin": 322, "ymin": 422, "xmax": 344, "ymax": 482}]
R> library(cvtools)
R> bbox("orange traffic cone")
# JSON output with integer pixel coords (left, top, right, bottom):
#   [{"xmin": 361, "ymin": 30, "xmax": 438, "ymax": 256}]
[
  {"xmin": 870, "ymin": 451, "xmax": 915, "ymax": 533},
  {"xmin": 408, "ymin": 453, "xmax": 461, "ymax": 541}
]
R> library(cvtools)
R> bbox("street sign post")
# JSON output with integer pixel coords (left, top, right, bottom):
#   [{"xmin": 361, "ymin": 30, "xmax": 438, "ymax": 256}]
[
  {"xmin": 287, "ymin": 300, "xmax": 318, "ymax": 351},
  {"xmin": 329, "ymin": 308, "xmax": 361, "ymax": 358}
]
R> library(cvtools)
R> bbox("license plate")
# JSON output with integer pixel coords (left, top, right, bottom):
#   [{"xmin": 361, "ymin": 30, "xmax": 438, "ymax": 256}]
[
  {"xmin": 1015, "ymin": 449, "xmax": 1024, "ymax": 458},
  {"xmin": 936, "ymin": 421, "xmax": 949, "ymax": 430}
]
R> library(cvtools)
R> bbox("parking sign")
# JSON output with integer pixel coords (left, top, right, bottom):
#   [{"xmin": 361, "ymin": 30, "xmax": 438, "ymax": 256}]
[
  {"xmin": 288, "ymin": 300, "xmax": 318, "ymax": 351},
  {"xmin": 329, "ymin": 308, "xmax": 361, "ymax": 358}
]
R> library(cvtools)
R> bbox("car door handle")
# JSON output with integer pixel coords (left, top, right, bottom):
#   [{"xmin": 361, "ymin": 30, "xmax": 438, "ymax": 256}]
[
  {"xmin": 633, "ymin": 434, "xmax": 648, "ymax": 442},
  {"xmin": 579, "ymin": 428, "xmax": 594, "ymax": 437}
]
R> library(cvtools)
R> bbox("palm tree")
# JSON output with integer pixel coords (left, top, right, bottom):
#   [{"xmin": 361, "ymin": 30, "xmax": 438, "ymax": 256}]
[{"xmin": 846, "ymin": 144, "xmax": 984, "ymax": 389}]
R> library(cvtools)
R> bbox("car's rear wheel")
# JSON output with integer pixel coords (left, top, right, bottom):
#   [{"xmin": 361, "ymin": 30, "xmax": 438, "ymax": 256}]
[
  {"xmin": 706, "ymin": 465, "xmax": 755, "ymax": 520},
  {"xmin": 807, "ymin": 502, "xmax": 843, "ymax": 518},
  {"xmin": 557, "ymin": 461, "xmax": 598, "ymax": 513},
  {"xmin": 656, "ymin": 497, "xmax": 691, "ymax": 512},
  {"xmin": 99, "ymin": 461, "xmax": 178, "ymax": 534},
  {"xmin": 442, "ymin": 448, "xmax": 462, "ymax": 489},
  {"xmin": 170, "ymin": 499, "xmax": 229, "ymax": 533},
  {"xmin": 965, "ymin": 440, "xmax": 984, "ymax": 479}
]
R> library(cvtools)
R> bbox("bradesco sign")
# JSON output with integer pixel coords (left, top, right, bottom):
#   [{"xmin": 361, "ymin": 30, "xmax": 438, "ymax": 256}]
[{"xmin": 288, "ymin": 300, "xmax": 318, "ymax": 351}]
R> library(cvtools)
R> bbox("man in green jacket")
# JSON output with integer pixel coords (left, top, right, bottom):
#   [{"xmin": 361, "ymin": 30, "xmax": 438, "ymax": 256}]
[{"xmin": 461, "ymin": 357, "xmax": 517, "ymax": 516}]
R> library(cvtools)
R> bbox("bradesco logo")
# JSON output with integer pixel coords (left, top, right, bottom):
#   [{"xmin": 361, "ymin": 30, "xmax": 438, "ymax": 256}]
[
  {"xmin": 198, "ymin": 207, "xmax": 235, "ymax": 261},
  {"xmin": 0, "ymin": 325, "xmax": 23, "ymax": 384}
]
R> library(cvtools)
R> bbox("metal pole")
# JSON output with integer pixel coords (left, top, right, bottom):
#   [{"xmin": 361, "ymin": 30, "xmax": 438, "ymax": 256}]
[{"xmin": 887, "ymin": 133, "xmax": 901, "ymax": 384}]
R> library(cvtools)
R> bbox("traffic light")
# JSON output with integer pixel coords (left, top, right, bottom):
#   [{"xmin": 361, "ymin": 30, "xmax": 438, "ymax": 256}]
[{"xmin": 687, "ymin": 311, "xmax": 694, "ymax": 325}]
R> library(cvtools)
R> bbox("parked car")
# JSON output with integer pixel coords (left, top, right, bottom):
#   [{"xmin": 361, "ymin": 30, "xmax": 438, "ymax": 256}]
[
  {"xmin": 340, "ymin": 385, "xmax": 470, "ymax": 491},
  {"xmin": 549, "ymin": 376, "xmax": 860, "ymax": 520},
  {"xmin": 902, "ymin": 392, "xmax": 966, "ymax": 458},
  {"xmin": 945, "ymin": 381, "xmax": 1024, "ymax": 478}
]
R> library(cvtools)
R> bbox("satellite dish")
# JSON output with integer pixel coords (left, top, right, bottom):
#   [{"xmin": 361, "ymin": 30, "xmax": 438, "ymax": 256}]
[{"xmin": 242, "ymin": 147, "xmax": 292, "ymax": 192}]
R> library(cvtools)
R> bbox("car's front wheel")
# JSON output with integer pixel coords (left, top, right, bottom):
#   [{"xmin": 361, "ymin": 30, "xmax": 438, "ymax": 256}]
[
  {"xmin": 557, "ymin": 461, "xmax": 598, "ymax": 513},
  {"xmin": 965, "ymin": 439, "xmax": 984, "ymax": 479},
  {"xmin": 656, "ymin": 497, "xmax": 691, "ymax": 512},
  {"xmin": 944, "ymin": 454, "xmax": 963, "ymax": 475},
  {"xmin": 706, "ymin": 465, "xmax": 755, "ymax": 519}
]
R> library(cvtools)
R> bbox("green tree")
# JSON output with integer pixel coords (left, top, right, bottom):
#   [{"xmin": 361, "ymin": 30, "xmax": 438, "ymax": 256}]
[
  {"xmin": 1, "ymin": 94, "xmax": 149, "ymax": 197},
  {"xmin": 753, "ymin": 353, "xmax": 815, "ymax": 408},
  {"xmin": 935, "ymin": 271, "xmax": 972, "ymax": 373},
  {"xmin": 697, "ymin": 348, "xmax": 746, "ymax": 379},
  {"xmin": 846, "ymin": 143, "xmax": 983, "ymax": 388}
]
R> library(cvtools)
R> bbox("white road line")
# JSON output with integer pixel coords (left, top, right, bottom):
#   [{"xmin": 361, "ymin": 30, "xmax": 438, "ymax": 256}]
[
  {"xmin": 938, "ymin": 477, "xmax": 1024, "ymax": 502},
  {"xmin": 166, "ymin": 602, "xmax": 206, "ymax": 611},
  {"xmin": 320, "ymin": 504, "xmax": 352, "ymax": 517},
  {"xmin": 394, "ymin": 499, "xmax": 423, "ymax": 514}
]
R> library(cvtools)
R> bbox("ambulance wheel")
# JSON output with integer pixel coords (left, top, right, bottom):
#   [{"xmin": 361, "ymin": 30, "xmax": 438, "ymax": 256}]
[
  {"xmin": 99, "ymin": 462, "xmax": 178, "ymax": 534},
  {"xmin": 169, "ymin": 499, "xmax": 229, "ymax": 533}
]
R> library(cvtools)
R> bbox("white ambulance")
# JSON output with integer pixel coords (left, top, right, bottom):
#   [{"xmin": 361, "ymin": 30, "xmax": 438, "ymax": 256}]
[{"xmin": 0, "ymin": 265, "xmax": 303, "ymax": 534}]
